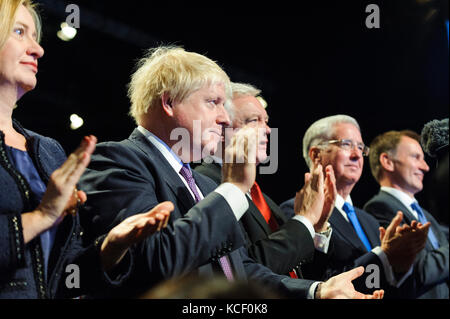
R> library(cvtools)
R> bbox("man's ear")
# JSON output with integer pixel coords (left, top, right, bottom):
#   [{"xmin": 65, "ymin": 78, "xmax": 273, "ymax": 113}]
[
  {"xmin": 309, "ymin": 146, "xmax": 321, "ymax": 164},
  {"xmin": 161, "ymin": 92, "xmax": 174, "ymax": 117},
  {"xmin": 380, "ymin": 152, "xmax": 394, "ymax": 172}
]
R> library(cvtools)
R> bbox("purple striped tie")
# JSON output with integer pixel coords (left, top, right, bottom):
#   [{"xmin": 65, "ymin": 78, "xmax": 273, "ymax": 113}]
[{"xmin": 179, "ymin": 164, "xmax": 234, "ymax": 281}]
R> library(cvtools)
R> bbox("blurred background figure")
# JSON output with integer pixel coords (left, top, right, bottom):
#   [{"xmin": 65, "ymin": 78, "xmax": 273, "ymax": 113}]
[
  {"xmin": 141, "ymin": 274, "xmax": 282, "ymax": 299},
  {"xmin": 421, "ymin": 118, "xmax": 449, "ymax": 232}
]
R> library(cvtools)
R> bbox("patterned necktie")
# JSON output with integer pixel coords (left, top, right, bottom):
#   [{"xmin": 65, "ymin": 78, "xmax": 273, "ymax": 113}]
[
  {"xmin": 250, "ymin": 182, "xmax": 299, "ymax": 278},
  {"xmin": 179, "ymin": 164, "xmax": 234, "ymax": 281},
  {"xmin": 411, "ymin": 202, "xmax": 440, "ymax": 249},
  {"xmin": 342, "ymin": 202, "xmax": 372, "ymax": 252}
]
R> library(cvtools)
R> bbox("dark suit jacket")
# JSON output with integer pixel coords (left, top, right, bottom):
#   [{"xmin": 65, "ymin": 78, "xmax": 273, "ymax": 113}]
[
  {"xmin": 364, "ymin": 190, "xmax": 449, "ymax": 299},
  {"xmin": 0, "ymin": 121, "xmax": 131, "ymax": 299},
  {"xmin": 79, "ymin": 129, "xmax": 315, "ymax": 298},
  {"xmin": 195, "ymin": 160, "xmax": 314, "ymax": 276},
  {"xmin": 281, "ymin": 198, "xmax": 413, "ymax": 298}
]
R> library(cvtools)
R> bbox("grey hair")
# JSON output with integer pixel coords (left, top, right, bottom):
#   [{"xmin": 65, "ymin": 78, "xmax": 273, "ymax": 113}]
[
  {"xmin": 226, "ymin": 82, "xmax": 267, "ymax": 124},
  {"xmin": 302, "ymin": 114, "xmax": 360, "ymax": 168}
]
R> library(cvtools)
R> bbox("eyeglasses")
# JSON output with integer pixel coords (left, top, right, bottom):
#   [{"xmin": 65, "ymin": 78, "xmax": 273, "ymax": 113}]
[{"xmin": 320, "ymin": 139, "xmax": 370, "ymax": 156}]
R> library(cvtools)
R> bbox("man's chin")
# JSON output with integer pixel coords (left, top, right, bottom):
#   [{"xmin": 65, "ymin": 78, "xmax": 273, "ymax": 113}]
[{"xmin": 257, "ymin": 152, "xmax": 268, "ymax": 165}]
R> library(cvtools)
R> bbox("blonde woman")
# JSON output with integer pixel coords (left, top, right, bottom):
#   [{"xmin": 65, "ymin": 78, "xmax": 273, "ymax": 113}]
[{"xmin": 0, "ymin": 0, "xmax": 171, "ymax": 298}]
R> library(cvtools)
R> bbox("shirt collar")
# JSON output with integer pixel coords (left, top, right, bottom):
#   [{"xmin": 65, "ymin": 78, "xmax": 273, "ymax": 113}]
[
  {"xmin": 380, "ymin": 186, "xmax": 418, "ymax": 214},
  {"xmin": 137, "ymin": 126, "xmax": 184, "ymax": 173},
  {"xmin": 210, "ymin": 155, "xmax": 223, "ymax": 165},
  {"xmin": 336, "ymin": 194, "xmax": 353, "ymax": 209},
  {"xmin": 335, "ymin": 194, "xmax": 353, "ymax": 222}
]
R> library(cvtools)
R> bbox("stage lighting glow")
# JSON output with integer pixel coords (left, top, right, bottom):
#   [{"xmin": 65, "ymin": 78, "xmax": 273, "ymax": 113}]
[
  {"xmin": 70, "ymin": 114, "xmax": 84, "ymax": 130},
  {"xmin": 57, "ymin": 22, "xmax": 77, "ymax": 41}
]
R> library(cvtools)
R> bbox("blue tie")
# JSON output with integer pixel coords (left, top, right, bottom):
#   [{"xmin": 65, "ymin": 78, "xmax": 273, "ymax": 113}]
[
  {"xmin": 410, "ymin": 202, "xmax": 440, "ymax": 249},
  {"xmin": 343, "ymin": 202, "xmax": 372, "ymax": 252}
]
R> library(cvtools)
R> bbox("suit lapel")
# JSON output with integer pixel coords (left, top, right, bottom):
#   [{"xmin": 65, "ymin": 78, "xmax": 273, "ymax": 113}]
[
  {"xmin": 128, "ymin": 129, "xmax": 196, "ymax": 212},
  {"xmin": 378, "ymin": 191, "xmax": 436, "ymax": 250},
  {"xmin": 354, "ymin": 207, "xmax": 380, "ymax": 247},
  {"xmin": 330, "ymin": 207, "xmax": 368, "ymax": 251},
  {"xmin": 198, "ymin": 158, "xmax": 275, "ymax": 234},
  {"xmin": 378, "ymin": 191, "xmax": 417, "ymax": 224},
  {"xmin": 264, "ymin": 193, "xmax": 287, "ymax": 225},
  {"xmin": 192, "ymin": 170, "xmax": 218, "ymax": 195},
  {"xmin": 246, "ymin": 196, "xmax": 273, "ymax": 233}
]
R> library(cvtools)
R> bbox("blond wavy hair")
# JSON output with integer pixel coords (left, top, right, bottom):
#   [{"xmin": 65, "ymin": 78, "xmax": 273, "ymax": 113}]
[
  {"xmin": 128, "ymin": 46, "xmax": 231, "ymax": 125},
  {"xmin": 0, "ymin": 0, "xmax": 41, "ymax": 51}
]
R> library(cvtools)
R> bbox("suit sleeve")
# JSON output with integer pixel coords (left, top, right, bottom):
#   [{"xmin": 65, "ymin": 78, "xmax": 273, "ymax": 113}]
[
  {"xmin": 242, "ymin": 217, "xmax": 315, "ymax": 275},
  {"xmin": 78, "ymin": 143, "xmax": 246, "ymax": 289},
  {"xmin": 280, "ymin": 198, "xmax": 295, "ymax": 219},
  {"xmin": 239, "ymin": 247, "xmax": 315, "ymax": 298},
  {"xmin": 365, "ymin": 199, "xmax": 449, "ymax": 297},
  {"xmin": 363, "ymin": 200, "xmax": 395, "ymax": 228},
  {"xmin": 415, "ymin": 243, "xmax": 449, "ymax": 296}
]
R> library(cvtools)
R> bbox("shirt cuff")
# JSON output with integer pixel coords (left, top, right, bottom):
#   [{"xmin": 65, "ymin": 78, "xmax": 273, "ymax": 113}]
[
  {"xmin": 371, "ymin": 246, "xmax": 411, "ymax": 287},
  {"xmin": 307, "ymin": 281, "xmax": 322, "ymax": 299},
  {"xmin": 372, "ymin": 247, "xmax": 394, "ymax": 284},
  {"xmin": 314, "ymin": 226, "xmax": 332, "ymax": 253},
  {"xmin": 292, "ymin": 215, "xmax": 315, "ymax": 239},
  {"xmin": 214, "ymin": 182, "xmax": 249, "ymax": 221}
]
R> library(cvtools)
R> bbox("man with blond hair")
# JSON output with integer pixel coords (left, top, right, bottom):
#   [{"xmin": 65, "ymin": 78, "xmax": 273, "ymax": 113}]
[{"xmin": 79, "ymin": 47, "xmax": 383, "ymax": 299}]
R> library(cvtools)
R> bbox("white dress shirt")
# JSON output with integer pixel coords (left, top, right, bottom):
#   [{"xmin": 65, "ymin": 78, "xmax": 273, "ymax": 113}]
[
  {"xmin": 380, "ymin": 186, "xmax": 419, "ymax": 220},
  {"xmin": 137, "ymin": 126, "xmax": 249, "ymax": 220},
  {"xmin": 206, "ymin": 155, "xmax": 329, "ymax": 298},
  {"xmin": 335, "ymin": 194, "xmax": 412, "ymax": 287}
]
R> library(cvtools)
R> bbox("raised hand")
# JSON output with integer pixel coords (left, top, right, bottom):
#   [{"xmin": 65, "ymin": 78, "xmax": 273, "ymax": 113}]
[
  {"xmin": 314, "ymin": 164, "xmax": 337, "ymax": 232},
  {"xmin": 317, "ymin": 266, "xmax": 384, "ymax": 299},
  {"xmin": 380, "ymin": 211, "xmax": 429, "ymax": 273},
  {"xmin": 100, "ymin": 201, "xmax": 174, "ymax": 271},
  {"xmin": 22, "ymin": 135, "xmax": 96, "ymax": 243},
  {"xmin": 222, "ymin": 126, "xmax": 258, "ymax": 194},
  {"xmin": 293, "ymin": 162, "xmax": 325, "ymax": 226},
  {"xmin": 36, "ymin": 135, "xmax": 96, "ymax": 225}
]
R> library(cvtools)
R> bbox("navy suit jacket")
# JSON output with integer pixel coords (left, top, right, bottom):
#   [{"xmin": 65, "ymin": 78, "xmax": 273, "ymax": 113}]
[
  {"xmin": 194, "ymin": 160, "xmax": 314, "ymax": 276},
  {"xmin": 0, "ymin": 121, "xmax": 128, "ymax": 299},
  {"xmin": 281, "ymin": 197, "xmax": 413, "ymax": 298},
  {"xmin": 79, "ymin": 129, "xmax": 315, "ymax": 298},
  {"xmin": 364, "ymin": 190, "xmax": 449, "ymax": 299}
]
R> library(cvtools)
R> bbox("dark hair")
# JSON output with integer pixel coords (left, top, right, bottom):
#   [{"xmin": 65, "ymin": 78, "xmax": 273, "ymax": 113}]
[{"xmin": 369, "ymin": 130, "xmax": 420, "ymax": 182}]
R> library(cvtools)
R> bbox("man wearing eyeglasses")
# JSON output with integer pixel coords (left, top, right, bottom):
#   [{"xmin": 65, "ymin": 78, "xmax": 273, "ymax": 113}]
[
  {"xmin": 363, "ymin": 130, "xmax": 448, "ymax": 298},
  {"xmin": 280, "ymin": 115, "xmax": 429, "ymax": 298}
]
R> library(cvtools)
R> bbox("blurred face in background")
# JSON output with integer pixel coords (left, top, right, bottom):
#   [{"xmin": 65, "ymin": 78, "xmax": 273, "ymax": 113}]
[{"xmin": 230, "ymin": 95, "xmax": 271, "ymax": 165}]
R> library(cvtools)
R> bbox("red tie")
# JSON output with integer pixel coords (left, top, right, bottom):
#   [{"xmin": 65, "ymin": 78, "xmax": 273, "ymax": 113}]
[
  {"xmin": 250, "ymin": 182, "xmax": 298, "ymax": 278},
  {"xmin": 250, "ymin": 182, "xmax": 278, "ymax": 231}
]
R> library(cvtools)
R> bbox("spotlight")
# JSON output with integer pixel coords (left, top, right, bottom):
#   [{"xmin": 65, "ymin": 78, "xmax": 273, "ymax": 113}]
[
  {"xmin": 57, "ymin": 22, "xmax": 77, "ymax": 41},
  {"xmin": 70, "ymin": 114, "xmax": 84, "ymax": 130}
]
